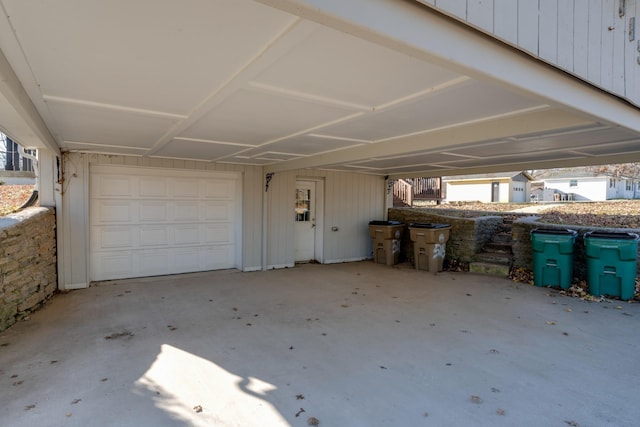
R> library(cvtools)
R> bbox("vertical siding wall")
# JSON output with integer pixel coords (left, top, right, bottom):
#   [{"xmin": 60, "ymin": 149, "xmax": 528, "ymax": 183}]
[
  {"xmin": 60, "ymin": 153, "xmax": 263, "ymax": 288},
  {"xmin": 419, "ymin": 0, "xmax": 640, "ymax": 107},
  {"xmin": 266, "ymin": 169, "xmax": 384, "ymax": 268}
]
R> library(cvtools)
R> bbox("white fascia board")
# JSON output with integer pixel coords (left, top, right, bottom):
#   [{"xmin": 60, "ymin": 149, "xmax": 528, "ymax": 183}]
[{"xmin": 257, "ymin": 0, "xmax": 640, "ymax": 132}]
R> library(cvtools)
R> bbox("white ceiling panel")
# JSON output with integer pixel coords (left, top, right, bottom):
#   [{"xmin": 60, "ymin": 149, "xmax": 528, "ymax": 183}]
[
  {"xmin": 319, "ymin": 80, "xmax": 544, "ymax": 141},
  {"xmin": 253, "ymin": 25, "xmax": 462, "ymax": 107},
  {"xmin": 180, "ymin": 88, "xmax": 357, "ymax": 145},
  {"xmin": 2, "ymin": 0, "xmax": 294, "ymax": 115},
  {"xmin": 242, "ymin": 134, "xmax": 364, "ymax": 156},
  {"xmin": 153, "ymin": 139, "xmax": 252, "ymax": 161},
  {"xmin": 0, "ymin": 0, "xmax": 638, "ymax": 177},
  {"xmin": 49, "ymin": 103, "xmax": 180, "ymax": 148}
]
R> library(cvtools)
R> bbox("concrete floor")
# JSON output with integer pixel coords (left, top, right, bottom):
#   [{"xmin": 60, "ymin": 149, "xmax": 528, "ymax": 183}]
[{"xmin": 1, "ymin": 262, "xmax": 639, "ymax": 427}]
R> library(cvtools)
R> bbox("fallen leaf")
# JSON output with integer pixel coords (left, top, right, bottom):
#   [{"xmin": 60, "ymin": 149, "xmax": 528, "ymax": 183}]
[
  {"xmin": 71, "ymin": 399, "xmax": 81, "ymax": 405},
  {"xmin": 193, "ymin": 405, "xmax": 203, "ymax": 413},
  {"xmin": 546, "ymin": 321, "xmax": 556, "ymax": 325},
  {"xmin": 496, "ymin": 408, "xmax": 506, "ymax": 416},
  {"xmin": 295, "ymin": 408, "xmax": 306, "ymax": 417},
  {"xmin": 470, "ymin": 395, "xmax": 482, "ymax": 404},
  {"xmin": 564, "ymin": 308, "xmax": 572, "ymax": 312},
  {"xmin": 296, "ymin": 394, "xmax": 305, "ymax": 400},
  {"xmin": 307, "ymin": 417, "xmax": 320, "ymax": 426}
]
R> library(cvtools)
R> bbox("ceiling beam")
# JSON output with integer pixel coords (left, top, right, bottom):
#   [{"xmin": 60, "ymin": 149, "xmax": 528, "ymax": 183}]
[
  {"xmin": 387, "ymin": 151, "xmax": 640, "ymax": 179},
  {"xmin": 0, "ymin": 47, "xmax": 59, "ymax": 154},
  {"xmin": 265, "ymin": 108, "xmax": 595, "ymax": 173}
]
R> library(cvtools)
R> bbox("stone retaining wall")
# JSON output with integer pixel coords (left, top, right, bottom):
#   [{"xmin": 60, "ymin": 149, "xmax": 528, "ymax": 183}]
[
  {"xmin": 0, "ymin": 207, "xmax": 57, "ymax": 332},
  {"xmin": 388, "ymin": 208, "xmax": 503, "ymax": 263}
]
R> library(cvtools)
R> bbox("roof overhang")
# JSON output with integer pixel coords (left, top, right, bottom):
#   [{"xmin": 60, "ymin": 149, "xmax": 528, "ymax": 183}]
[{"xmin": 0, "ymin": 0, "xmax": 638, "ymax": 177}]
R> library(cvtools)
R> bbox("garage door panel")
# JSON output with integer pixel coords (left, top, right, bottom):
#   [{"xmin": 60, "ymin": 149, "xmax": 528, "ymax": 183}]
[
  {"xmin": 204, "ymin": 201, "xmax": 233, "ymax": 221},
  {"xmin": 92, "ymin": 252, "xmax": 135, "ymax": 280},
  {"xmin": 203, "ymin": 180, "xmax": 234, "ymax": 199},
  {"xmin": 90, "ymin": 165, "xmax": 240, "ymax": 281},
  {"xmin": 174, "ymin": 225, "xmax": 200, "ymax": 245},
  {"xmin": 139, "ymin": 177, "xmax": 168, "ymax": 198},
  {"xmin": 92, "ymin": 200, "xmax": 136, "ymax": 224},
  {"xmin": 204, "ymin": 224, "xmax": 234, "ymax": 244},
  {"xmin": 139, "ymin": 226, "xmax": 169, "ymax": 247},
  {"xmin": 139, "ymin": 201, "xmax": 169, "ymax": 222},
  {"xmin": 138, "ymin": 250, "xmax": 170, "ymax": 276},
  {"xmin": 95, "ymin": 227, "xmax": 134, "ymax": 249},
  {"xmin": 201, "ymin": 245, "xmax": 235, "ymax": 270},
  {"xmin": 174, "ymin": 178, "xmax": 200, "ymax": 198},
  {"xmin": 93, "ymin": 175, "xmax": 135, "ymax": 197},
  {"xmin": 174, "ymin": 201, "xmax": 200, "ymax": 221}
]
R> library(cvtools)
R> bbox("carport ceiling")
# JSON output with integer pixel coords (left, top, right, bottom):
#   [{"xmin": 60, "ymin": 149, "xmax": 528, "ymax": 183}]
[{"xmin": 1, "ymin": 0, "xmax": 640, "ymax": 178}]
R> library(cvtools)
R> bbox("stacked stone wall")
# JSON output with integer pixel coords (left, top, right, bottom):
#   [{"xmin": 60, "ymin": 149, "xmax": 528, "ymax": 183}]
[
  {"xmin": 0, "ymin": 207, "xmax": 57, "ymax": 331},
  {"xmin": 388, "ymin": 208, "xmax": 502, "ymax": 263}
]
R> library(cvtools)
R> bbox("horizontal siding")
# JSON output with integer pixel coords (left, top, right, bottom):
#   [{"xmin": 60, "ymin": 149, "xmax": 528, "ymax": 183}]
[{"xmin": 422, "ymin": 0, "xmax": 640, "ymax": 108}]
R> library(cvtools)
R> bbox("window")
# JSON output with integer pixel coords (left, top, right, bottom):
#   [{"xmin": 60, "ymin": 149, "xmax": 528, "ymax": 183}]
[
  {"xmin": 609, "ymin": 179, "xmax": 616, "ymax": 188},
  {"xmin": 295, "ymin": 188, "xmax": 311, "ymax": 222},
  {"xmin": 569, "ymin": 179, "xmax": 578, "ymax": 187},
  {"xmin": 626, "ymin": 180, "xmax": 632, "ymax": 191}
]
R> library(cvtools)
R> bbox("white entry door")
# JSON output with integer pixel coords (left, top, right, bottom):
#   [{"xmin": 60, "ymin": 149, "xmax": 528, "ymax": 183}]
[{"xmin": 294, "ymin": 180, "xmax": 317, "ymax": 262}]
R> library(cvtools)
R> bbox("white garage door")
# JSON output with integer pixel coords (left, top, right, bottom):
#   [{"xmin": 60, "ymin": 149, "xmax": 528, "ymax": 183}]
[{"xmin": 90, "ymin": 165, "xmax": 240, "ymax": 281}]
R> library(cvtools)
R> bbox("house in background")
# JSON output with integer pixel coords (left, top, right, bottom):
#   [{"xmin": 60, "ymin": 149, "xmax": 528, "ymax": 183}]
[
  {"xmin": 443, "ymin": 172, "xmax": 532, "ymax": 203},
  {"xmin": 534, "ymin": 168, "xmax": 640, "ymax": 201}
]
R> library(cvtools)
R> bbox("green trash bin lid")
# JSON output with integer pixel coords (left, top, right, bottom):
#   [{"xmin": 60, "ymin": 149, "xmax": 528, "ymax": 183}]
[
  {"xmin": 531, "ymin": 228, "xmax": 577, "ymax": 236},
  {"xmin": 584, "ymin": 231, "xmax": 639, "ymax": 240}
]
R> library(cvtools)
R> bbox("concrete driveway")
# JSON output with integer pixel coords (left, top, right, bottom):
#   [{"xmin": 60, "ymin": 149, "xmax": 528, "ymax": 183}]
[{"xmin": 1, "ymin": 262, "xmax": 639, "ymax": 427}]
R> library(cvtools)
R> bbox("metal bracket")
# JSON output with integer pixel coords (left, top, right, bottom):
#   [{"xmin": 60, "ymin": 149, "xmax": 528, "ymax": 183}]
[{"xmin": 265, "ymin": 172, "xmax": 274, "ymax": 192}]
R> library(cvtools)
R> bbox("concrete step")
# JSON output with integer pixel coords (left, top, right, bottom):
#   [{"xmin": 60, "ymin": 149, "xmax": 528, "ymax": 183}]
[
  {"xmin": 491, "ymin": 232, "xmax": 513, "ymax": 244},
  {"xmin": 484, "ymin": 242, "xmax": 513, "ymax": 253},
  {"xmin": 469, "ymin": 261, "xmax": 511, "ymax": 277},
  {"xmin": 475, "ymin": 251, "xmax": 512, "ymax": 265}
]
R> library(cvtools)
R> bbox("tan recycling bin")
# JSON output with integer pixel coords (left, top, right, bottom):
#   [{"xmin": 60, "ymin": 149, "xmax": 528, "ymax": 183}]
[
  {"xmin": 368, "ymin": 221, "xmax": 405, "ymax": 266},
  {"xmin": 409, "ymin": 223, "xmax": 451, "ymax": 272}
]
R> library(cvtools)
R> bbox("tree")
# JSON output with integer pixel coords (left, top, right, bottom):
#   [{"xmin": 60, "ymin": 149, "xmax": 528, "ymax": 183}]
[{"xmin": 586, "ymin": 163, "xmax": 640, "ymax": 180}]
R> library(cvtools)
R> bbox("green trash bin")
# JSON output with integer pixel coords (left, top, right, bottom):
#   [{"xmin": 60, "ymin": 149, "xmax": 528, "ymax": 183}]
[
  {"xmin": 531, "ymin": 228, "xmax": 578, "ymax": 289},
  {"xmin": 584, "ymin": 231, "xmax": 639, "ymax": 301}
]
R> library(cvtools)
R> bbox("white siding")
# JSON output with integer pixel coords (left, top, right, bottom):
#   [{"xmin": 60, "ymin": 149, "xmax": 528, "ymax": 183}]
[
  {"xmin": 266, "ymin": 169, "xmax": 384, "ymax": 267},
  {"xmin": 445, "ymin": 182, "xmax": 492, "ymax": 202},
  {"xmin": 421, "ymin": 0, "xmax": 640, "ymax": 108},
  {"xmin": 543, "ymin": 177, "xmax": 608, "ymax": 201}
]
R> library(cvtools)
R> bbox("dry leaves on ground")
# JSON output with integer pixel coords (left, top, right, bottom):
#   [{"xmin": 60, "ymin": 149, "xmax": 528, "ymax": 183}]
[
  {"xmin": 0, "ymin": 185, "xmax": 36, "ymax": 216},
  {"xmin": 421, "ymin": 201, "xmax": 640, "ymax": 228}
]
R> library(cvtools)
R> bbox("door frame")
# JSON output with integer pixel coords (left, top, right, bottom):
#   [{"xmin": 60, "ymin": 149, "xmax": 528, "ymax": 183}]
[{"xmin": 295, "ymin": 177, "xmax": 324, "ymax": 263}]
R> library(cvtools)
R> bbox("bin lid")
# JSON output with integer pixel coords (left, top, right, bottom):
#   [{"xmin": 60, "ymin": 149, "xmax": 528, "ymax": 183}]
[
  {"xmin": 368, "ymin": 220, "xmax": 403, "ymax": 226},
  {"xmin": 584, "ymin": 231, "xmax": 639, "ymax": 240},
  {"xmin": 409, "ymin": 222, "xmax": 450, "ymax": 229},
  {"xmin": 531, "ymin": 228, "xmax": 577, "ymax": 236}
]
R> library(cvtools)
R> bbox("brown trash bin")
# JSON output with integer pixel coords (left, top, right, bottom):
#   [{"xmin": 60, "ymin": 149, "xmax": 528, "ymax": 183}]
[
  {"xmin": 409, "ymin": 223, "xmax": 451, "ymax": 272},
  {"xmin": 368, "ymin": 221, "xmax": 405, "ymax": 266}
]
